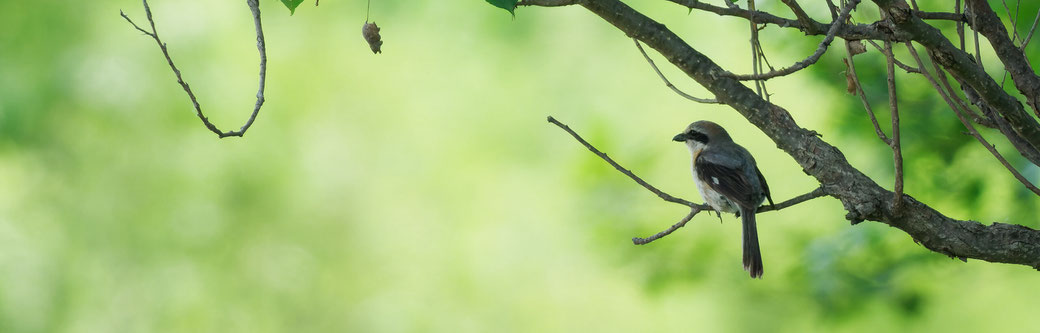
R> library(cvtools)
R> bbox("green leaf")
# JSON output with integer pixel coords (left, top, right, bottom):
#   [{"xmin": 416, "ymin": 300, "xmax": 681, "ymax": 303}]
[
  {"xmin": 485, "ymin": 0, "xmax": 518, "ymax": 16},
  {"xmin": 280, "ymin": 0, "xmax": 305, "ymax": 14}
]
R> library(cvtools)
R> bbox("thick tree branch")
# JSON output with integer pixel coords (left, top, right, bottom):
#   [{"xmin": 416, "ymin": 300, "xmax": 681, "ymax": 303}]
[
  {"xmin": 121, "ymin": 0, "xmax": 267, "ymax": 138},
  {"xmin": 932, "ymin": 53, "xmax": 1040, "ymax": 165},
  {"xmin": 965, "ymin": 0, "xmax": 1040, "ymax": 117},
  {"xmin": 567, "ymin": 0, "xmax": 1040, "ymax": 269},
  {"xmin": 872, "ymin": 0, "xmax": 1040, "ymax": 158}
]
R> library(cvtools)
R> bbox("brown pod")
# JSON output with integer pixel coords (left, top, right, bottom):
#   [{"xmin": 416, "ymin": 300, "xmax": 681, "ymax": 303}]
[
  {"xmin": 362, "ymin": 22, "xmax": 383, "ymax": 54},
  {"xmin": 847, "ymin": 40, "xmax": 866, "ymax": 56}
]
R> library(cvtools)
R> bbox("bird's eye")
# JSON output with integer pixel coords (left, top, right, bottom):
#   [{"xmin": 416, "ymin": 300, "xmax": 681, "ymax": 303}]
[{"xmin": 689, "ymin": 131, "xmax": 709, "ymax": 144}]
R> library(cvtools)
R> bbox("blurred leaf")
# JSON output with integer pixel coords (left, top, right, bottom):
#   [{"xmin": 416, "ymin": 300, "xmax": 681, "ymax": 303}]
[
  {"xmin": 280, "ymin": 0, "xmax": 305, "ymax": 14},
  {"xmin": 485, "ymin": 0, "xmax": 517, "ymax": 16}
]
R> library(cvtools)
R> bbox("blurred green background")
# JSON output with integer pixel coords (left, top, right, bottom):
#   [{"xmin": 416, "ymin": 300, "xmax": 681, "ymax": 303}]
[{"xmin": 1, "ymin": 0, "xmax": 1039, "ymax": 332}]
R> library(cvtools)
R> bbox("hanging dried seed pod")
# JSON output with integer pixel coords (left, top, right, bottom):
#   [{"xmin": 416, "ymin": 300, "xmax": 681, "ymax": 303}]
[
  {"xmin": 362, "ymin": 22, "xmax": 383, "ymax": 54},
  {"xmin": 847, "ymin": 40, "xmax": 866, "ymax": 56}
]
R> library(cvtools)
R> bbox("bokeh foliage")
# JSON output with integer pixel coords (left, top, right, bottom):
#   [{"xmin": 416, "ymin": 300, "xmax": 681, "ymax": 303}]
[{"xmin": 0, "ymin": 0, "xmax": 1038, "ymax": 332}]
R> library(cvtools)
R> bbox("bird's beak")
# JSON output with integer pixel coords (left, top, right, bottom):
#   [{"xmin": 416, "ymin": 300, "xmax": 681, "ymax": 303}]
[{"xmin": 672, "ymin": 133, "xmax": 690, "ymax": 142}]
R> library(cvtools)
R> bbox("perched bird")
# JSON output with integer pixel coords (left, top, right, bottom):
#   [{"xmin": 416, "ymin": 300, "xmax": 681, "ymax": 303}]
[{"xmin": 673, "ymin": 121, "xmax": 774, "ymax": 278}]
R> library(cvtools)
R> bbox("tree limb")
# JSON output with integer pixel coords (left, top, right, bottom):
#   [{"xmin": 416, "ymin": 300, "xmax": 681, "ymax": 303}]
[{"xmin": 965, "ymin": 0, "xmax": 1040, "ymax": 117}]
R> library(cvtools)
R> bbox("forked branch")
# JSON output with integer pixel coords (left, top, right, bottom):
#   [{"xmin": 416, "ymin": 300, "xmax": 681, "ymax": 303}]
[{"xmin": 724, "ymin": 0, "xmax": 860, "ymax": 81}]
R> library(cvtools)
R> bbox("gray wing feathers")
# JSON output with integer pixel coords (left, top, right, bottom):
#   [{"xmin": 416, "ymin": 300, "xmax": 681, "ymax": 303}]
[{"xmin": 695, "ymin": 145, "xmax": 763, "ymax": 209}]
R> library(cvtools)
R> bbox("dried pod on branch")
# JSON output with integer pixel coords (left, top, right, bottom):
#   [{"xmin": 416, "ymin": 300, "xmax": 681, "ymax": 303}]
[
  {"xmin": 843, "ymin": 58, "xmax": 858, "ymax": 95},
  {"xmin": 362, "ymin": 22, "xmax": 383, "ymax": 54},
  {"xmin": 847, "ymin": 40, "xmax": 867, "ymax": 56}
]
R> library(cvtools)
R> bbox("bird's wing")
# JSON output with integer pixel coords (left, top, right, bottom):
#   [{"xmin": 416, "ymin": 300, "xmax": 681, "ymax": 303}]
[
  {"xmin": 695, "ymin": 150, "xmax": 758, "ymax": 209},
  {"xmin": 755, "ymin": 165, "xmax": 774, "ymax": 207}
]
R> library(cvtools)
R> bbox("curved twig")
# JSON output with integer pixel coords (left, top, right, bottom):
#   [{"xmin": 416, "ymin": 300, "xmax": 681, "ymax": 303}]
[
  {"xmin": 844, "ymin": 40, "xmax": 891, "ymax": 145},
  {"xmin": 723, "ymin": 0, "xmax": 860, "ymax": 81},
  {"xmin": 865, "ymin": 40, "xmax": 921, "ymax": 73},
  {"xmin": 121, "ymin": 0, "xmax": 267, "ymax": 138},
  {"xmin": 547, "ymin": 116, "xmax": 697, "ymax": 207},
  {"xmin": 633, "ymin": 39, "xmax": 720, "ymax": 104},
  {"xmin": 633, "ymin": 209, "xmax": 700, "ymax": 245}
]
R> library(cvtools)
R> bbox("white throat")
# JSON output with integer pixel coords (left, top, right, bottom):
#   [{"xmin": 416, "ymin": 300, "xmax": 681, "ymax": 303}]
[{"xmin": 685, "ymin": 140, "xmax": 706, "ymax": 156}]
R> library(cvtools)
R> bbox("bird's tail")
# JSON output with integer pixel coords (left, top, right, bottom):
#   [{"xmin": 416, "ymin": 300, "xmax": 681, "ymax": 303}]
[{"xmin": 741, "ymin": 208, "xmax": 764, "ymax": 279}]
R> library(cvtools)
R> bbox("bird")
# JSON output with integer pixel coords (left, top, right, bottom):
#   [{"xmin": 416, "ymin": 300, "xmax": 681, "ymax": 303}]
[{"xmin": 673, "ymin": 121, "xmax": 774, "ymax": 278}]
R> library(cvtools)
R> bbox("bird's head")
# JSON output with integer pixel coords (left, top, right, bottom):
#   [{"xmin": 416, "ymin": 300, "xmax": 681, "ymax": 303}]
[{"xmin": 672, "ymin": 120, "xmax": 733, "ymax": 151}]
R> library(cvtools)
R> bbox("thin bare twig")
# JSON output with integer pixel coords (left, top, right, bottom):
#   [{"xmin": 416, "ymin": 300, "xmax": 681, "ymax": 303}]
[
  {"xmin": 998, "ymin": 0, "xmax": 1023, "ymax": 89},
  {"xmin": 825, "ymin": 0, "xmax": 839, "ymax": 20},
  {"xmin": 121, "ymin": 0, "xmax": 267, "ymax": 138},
  {"xmin": 844, "ymin": 41, "xmax": 891, "ymax": 144},
  {"xmin": 547, "ymin": 116, "xmax": 829, "ymax": 244},
  {"xmin": 547, "ymin": 116, "xmax": 697, "ymax": 207},
  {"xmin": 904, "ymin": 43, "xmax": 1040, "ymax": 197},
  {"xmin": 1021, "ymin": 8, "xmax": 1040, "ymax": 51},
  {"xmin": 757, "ymin": 187, "xmax": 827, "ymax": 213},
  {"xmin": 780, "ymin": 0, "xmax": 819, "ymax": 34},
  {"xmin": 957, "ymin": 0, "xmax": 966, "ymax": 50},
  {"xmin": 1000, "ymin": 0, "xmax": 1022, "ymax": 43},
  {"xmin": 972, "ymin": 6, "xmax": 984, "ymax": 68},
  {"xmin": 883, "ymin": 41, "xmax": 905, "ymax": 212},
  {"xmin": 517, "ymin": 0, "xmax": 579, "ymax": 6},
  {"xmin": 866, "ymin": 40, "xmax": 921, "ymax": 73},
  {"xmin": 632, "ymin": 209, "xmax": 702, "ymax": 245},
  {"xmin": 633, "ymin": 186, "xmax": 828, "ymax": 245},
  {"xmin": 747, "ymin": 0, "xmax": 766, "ymax": 98},
  {"xmin": 724, "ymin": 0, "xmax": 860, "ymax": 81},
  {"xmin": 914, "ymin": 11, "xmax": 966, "ymax": 22},
  {"xmin": 633, "ymin": 39, "xmax": 720, "ymax": 104}
]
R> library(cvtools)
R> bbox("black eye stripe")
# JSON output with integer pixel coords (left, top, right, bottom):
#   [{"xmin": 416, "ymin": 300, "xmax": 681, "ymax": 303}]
[{"xmin": 688, "ymin": 131, "xmax": 710, "ymax": 143}]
